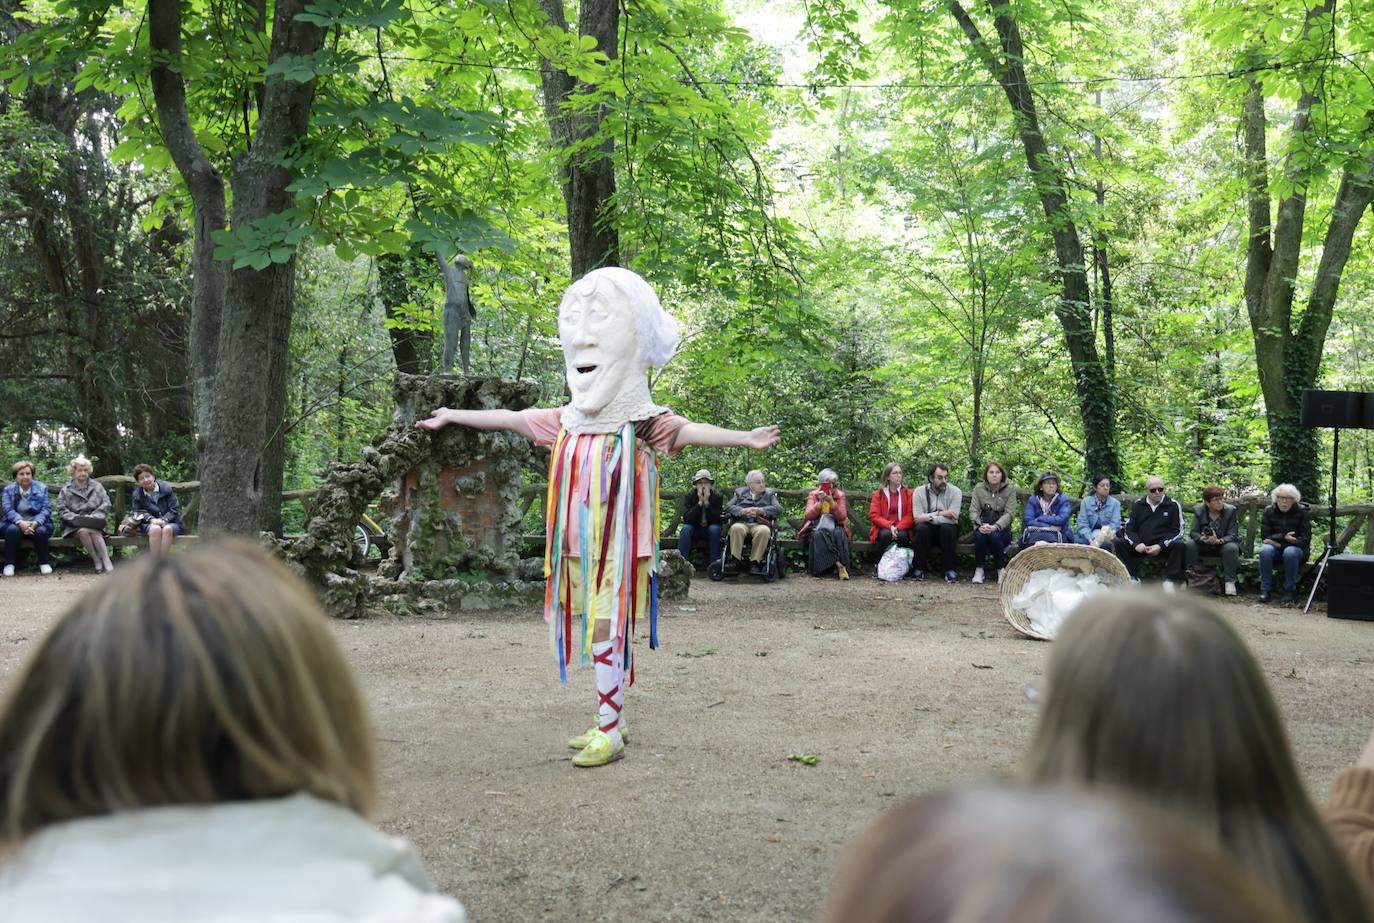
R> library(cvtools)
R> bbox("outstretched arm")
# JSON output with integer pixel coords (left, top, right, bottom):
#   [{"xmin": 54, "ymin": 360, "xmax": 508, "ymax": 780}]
[
  {"xmin": 673, "ymin": 422, "xmax": 780, "ymax": 452},
  {"xmin": 416, "ymin": 406, "xmax": 537, "ymax": 441}
]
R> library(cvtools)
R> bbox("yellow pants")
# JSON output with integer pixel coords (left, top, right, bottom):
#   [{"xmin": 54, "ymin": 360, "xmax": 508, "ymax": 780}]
[{"xmin": 561, "ymin": 557, "xmax": 651, "ymax": 638}]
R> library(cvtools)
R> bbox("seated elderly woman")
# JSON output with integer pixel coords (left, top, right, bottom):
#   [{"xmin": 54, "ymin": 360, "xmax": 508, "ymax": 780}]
[
  {"xmin": 1186, "ymin": 485, "xmax": 1240, "ymax": 597},
  {"xmin": 2, "ymin": 460, "xmax": 53, "ymax": 578},
  {"xmin": 131, "ymin": 463, "xmax": 183, "ymax": 559},
  {"xmin": 57, "ymin": 455, "xmax": 114, "ymax": 574},
  {"xmin": 1258, "ymin": 483, "xmax": 1310, "ymax": 605},
  {"xmin": 799, "ymin": 469, "xmax": 851, "ymax": 580},
  {"xmin": 0, "ymin": 539, "xmax": 466, "ymax": 922},
  {"xmin": 1075, "ymin": 474, "xmax": 1121, "ymax": 550},
  {"xmin": 724, "ymin": 470, "xmax": 783, "ymax": 576},
  {"xmin": 1020, "ymin": 471, "xmax": 1073, "ymax": 547}
]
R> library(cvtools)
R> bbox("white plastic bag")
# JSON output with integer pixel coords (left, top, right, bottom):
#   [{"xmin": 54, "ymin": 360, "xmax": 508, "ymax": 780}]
[{"xmin": 876, "ymin": 545, "xmax": 913, "ymax": 582}]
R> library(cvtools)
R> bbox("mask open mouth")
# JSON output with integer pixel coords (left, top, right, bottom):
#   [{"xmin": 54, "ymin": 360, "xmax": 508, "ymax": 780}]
[{"xmin": 575, "ymin": 365, "xmax": 598, "ymax": 375}]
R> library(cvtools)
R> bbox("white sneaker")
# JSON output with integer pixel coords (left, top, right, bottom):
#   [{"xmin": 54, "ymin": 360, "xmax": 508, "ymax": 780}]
[
  {"xmin": 1162, "ymin": 579, "xmax": 1176, "ymax": 593},
  {"xmin": 104, "ymin": 560, "xmax": 115, "ymax": 572},
  {"xmin": 997, "ymin": 569, "xmax": 1005, "ymax": 585},
  {"xmin": 1, "ymin": 565, "xmax": 12, "ymax": 578},
  {"xmin": 1224, "ymin": 581, "xmax": 1237, "ymax": 597},
  {"xmin": 1130, "ymin": 577, "xmax": 1140, "ymax": 585},
  {"xmin": 39, "ymin": 564, "xmax": 53, "ymax": 576},
  {"xmin": 971, "ymin": 567, "xmax": 985, "ymax": 584}
]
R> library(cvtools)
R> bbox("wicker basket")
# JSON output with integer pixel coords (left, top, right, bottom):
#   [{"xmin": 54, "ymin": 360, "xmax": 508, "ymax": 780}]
[{"xmin": 999, "ymin": 542, "xmax": 1131, "ymax": 640}]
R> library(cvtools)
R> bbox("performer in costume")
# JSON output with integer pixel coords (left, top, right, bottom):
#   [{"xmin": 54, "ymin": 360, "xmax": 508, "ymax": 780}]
[{"xmin": 417, "ymin": 268, "xmax": 780, "ymax": 767}]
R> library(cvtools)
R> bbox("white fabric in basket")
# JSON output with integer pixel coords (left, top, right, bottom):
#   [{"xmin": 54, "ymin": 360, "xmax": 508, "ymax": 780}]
[{"xmin": 1010, "ymin": 567, "xmax": 1109, "ymax": 638}]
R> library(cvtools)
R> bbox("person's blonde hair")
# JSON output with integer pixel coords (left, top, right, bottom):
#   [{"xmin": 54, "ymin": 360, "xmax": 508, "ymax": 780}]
[
  {"xmin": 824, "ymin": 785, "xmax": 1298, "ymax": 923},
  {"xmin": 67, "ymin": 455, "xmax": 93, "ymax": 477},
  {"xmin": 10, "ymin": 460, "xmax": 34, "ymax": 478},
  {"xmin": 1023, "ymin": 591, "xmax": 1370, "ymax": 923},
  {"xmin": 0, "ymin": 538, "xmax": 376, "ymax": 843}
]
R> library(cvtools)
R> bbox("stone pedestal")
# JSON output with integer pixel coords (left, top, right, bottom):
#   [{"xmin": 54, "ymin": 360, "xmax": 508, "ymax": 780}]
[{"xmin": 384, "ymin": 374, "xmax": 539, "ymax": 582}]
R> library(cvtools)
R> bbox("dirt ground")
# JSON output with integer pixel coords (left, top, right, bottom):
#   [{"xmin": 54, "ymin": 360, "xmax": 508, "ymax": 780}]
[{"xmin": 3, "ymin": 568, "xmax": 1373, "ymax": 921}]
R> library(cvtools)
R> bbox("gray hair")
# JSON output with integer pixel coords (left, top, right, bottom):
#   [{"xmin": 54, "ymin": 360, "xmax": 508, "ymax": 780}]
[
  {"xmin": 818, "ymin": 468, "xmax": 838, "ymax": 484},
  {"xmin": 745, "ymin": 469, "xmax": 765, "ymax": 487},
  {"xmin": 1271, "ymin": 483, "xmax": 1301, "ymax": 503},
  {"xmin": 560, "ymin": 267, "xmax": 679, "ymax": 368},
  {"xmin": 68, "ymin": 455, "xmax": 93, "ymax": 476}
]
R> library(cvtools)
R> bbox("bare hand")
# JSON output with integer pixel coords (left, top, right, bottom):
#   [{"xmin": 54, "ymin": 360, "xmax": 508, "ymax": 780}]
[
  {"xmin": 415, "ymin": 407, "xmax": 452, "ymax": 431},
  {"xmin": 1264, "ymin": 538, "xmax": 1282, "ymax": 549},
  {"xmin": 152, "ymin": 519, "xmax": 165, "ymax": 528},
  {"xmin": 1135, "ymin": 542, "xmax": 1146, "ymax": 553},
  {"xmin": 1150, "ymin": 544, "xmax": 1163, "ymax": 555},
  {"xmin": 745, "ymin": 425, "xmax": 781, "ymax": 451},
  {"xmin": 1285, "ymin": 531, "xmax": 1298, "ymax": 543},
  {"xmin": 20, "ymin": 521, "xmax": 34, "ymax": 534}
]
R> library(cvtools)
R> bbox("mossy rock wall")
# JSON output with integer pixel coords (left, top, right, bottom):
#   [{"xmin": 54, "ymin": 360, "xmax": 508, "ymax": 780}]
[{"xmin": 383, "ymin": 374, "xmax": 539, "ymax": 582}]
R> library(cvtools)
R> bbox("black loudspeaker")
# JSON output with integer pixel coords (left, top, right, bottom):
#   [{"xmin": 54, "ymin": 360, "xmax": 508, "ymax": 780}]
[
  {"xmin": 1300, "ymin": 389, "xmax": 1368, "ymax": 429},
  {"xmin": 1326, "ymin": 554, "xmax": 1374, "ymax": 620}
]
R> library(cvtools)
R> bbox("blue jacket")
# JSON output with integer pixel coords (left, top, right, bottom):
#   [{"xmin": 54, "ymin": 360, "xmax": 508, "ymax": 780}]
[
  {"xmin": 1076, "ymin": 494, "xmax": 1122, "ymax": 543},
  {"xmin": 3, "ymin": 481, "xmax": 51, "ymax": 528},
  {"xmin": 132, "ymin": 480, "xmax": 182, "ymax": 524},
  {"xmin": 1023, "ymin": 492, "xmax": 1072, "ymax": 537}
]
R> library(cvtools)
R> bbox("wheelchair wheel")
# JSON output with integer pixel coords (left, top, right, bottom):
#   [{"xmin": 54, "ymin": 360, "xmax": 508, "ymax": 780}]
[
  {"xmin": 707, "ymin": 560, "xmax": 725, "ymax": 581},
  {"xmin": 774, "ymin": 551, "xmax": 786, "ymax": 580}
]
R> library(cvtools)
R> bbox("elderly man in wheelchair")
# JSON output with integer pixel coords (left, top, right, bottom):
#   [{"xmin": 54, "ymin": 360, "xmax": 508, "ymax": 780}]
[{"xmin": 709, "ymin": 469, "xmax": 785, "ymax": 581}]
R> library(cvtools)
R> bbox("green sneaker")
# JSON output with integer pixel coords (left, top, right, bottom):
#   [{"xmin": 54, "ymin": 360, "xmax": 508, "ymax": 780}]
[
  {"xmin": 572, "ymin": 729, "xmax": 625, "ymax": 768},
  {"xmin": 568, "ymin": 721, "xmax": 628, "ymax": 750}
]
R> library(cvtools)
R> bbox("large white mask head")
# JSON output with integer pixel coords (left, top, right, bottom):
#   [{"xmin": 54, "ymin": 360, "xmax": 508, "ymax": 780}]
[{"xmin": 558, "ymin": 268, "xmax": 678, "ymax": 416}]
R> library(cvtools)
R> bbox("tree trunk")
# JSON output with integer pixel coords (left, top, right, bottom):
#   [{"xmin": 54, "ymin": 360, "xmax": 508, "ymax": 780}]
[
  {"xmin": 536, "ymin": 0, "xmax": 621, "ymax": 277},
  {"xmin": 947, "ymin": 0, "xmax": 1121, "ymax": 483},
  {"xmin": 1240, "ymin": 11, "xmax": 1374, "ymax": 499},
  {"xmin": 148, "ymin": 0, "xmax": 227, "ymax": 464},
  {"xmin": 378, "ymin": 250, "xmax": 431, "ymax": 374},
  {"xmin": 154, "ymin": 0, "xmax": 323, "ymax": 534},
  {"xmin": 1092, "ymin": 92, "xmax": 1115, "ymax": 384}
]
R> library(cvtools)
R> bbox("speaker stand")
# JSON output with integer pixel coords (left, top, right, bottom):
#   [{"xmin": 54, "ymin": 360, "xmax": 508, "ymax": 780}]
[{"xmin": 1303, "ymin": 428, "xmax": 1342, "ymax": 614}]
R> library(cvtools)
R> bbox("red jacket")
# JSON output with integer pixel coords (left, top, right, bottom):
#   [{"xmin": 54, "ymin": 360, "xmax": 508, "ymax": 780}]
[
  {"xmin": 869, "ymin": 487, "xmax": 914, "ymax": 542},
  {"xmin": 799, "ymin": 488, "xmax": 850, "ymax": 540}
]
